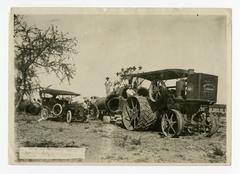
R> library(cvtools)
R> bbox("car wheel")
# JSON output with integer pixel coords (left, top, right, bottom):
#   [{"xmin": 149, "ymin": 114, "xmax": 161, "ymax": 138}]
[
  {"xmin": 40, "ymin": 107, "xmax": 49, "ymax": 120},
  {"xmin": 52, "ymin": 103, "xmax": 63, "ymax": 116}
]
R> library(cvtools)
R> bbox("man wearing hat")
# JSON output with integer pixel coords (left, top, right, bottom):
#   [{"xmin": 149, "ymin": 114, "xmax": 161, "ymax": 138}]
[{"xmin": 104, "ymin": 77, "xmax": 112, "ymax": 95}]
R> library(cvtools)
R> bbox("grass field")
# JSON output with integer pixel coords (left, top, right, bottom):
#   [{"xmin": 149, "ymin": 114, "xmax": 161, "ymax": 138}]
[{"xmin": 14, "ymin": 112, "xmax": 227, "ymax": 164}]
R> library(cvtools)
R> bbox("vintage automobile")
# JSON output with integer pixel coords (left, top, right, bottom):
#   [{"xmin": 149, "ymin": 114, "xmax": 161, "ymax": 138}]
[
  {"xmin": 120, "ymin": 69, "xmax": 219, "ymax": 137},
  {"xmin": 39, "ymin": 88, "xmax": 99, "ymax": 123}
]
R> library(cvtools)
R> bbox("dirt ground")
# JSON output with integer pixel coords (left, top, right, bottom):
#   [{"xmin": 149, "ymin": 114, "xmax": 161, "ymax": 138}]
[{"xmin": 14, "ymin": 112, "xmax": 227, "ymax": 164}]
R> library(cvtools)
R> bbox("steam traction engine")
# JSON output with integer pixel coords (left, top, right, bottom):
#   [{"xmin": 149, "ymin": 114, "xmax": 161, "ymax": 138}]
[{"xmin": 113, "ymin": 69, "xmax": 219, "ymax": 137}]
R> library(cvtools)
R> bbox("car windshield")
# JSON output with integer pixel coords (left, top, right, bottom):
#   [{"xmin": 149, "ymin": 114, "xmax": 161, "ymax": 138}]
[
  {"xmin": 71, "ymin": 96, "xmax": 84, "ymax": 103},
  {"xmin": 41, "ymin": 93, "xmax": 53, "ymax": 98}
]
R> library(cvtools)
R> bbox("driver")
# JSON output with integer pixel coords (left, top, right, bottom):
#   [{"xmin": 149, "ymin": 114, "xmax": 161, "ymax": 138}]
[
  {"xmin": 125, "ymin": 76, "xmax": 136, "ymax": 97},
  {"xmin": 65, "ymin": 97, "xmax": 71, "ymax": 104}
]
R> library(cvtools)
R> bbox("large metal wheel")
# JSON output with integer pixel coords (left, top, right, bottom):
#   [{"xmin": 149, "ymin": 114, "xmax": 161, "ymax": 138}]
[
  {"xmin": 122, "ymin": 96, "xmax": 140, "ymax": 130},
  {"xmin": 194, "ymin": 111, "xmax": 218, "ymax": 137},
  {"xmin": 122, "ymin": 96, "xmax": 157, "ymax": 130},
  {"xmin": 66, "ymin": 110, "xmax": 72, "ymax": 123},
  {"xmin": 149, "ymin": 80, "xmax": 166, "ymax": 102},
  {"xmin": 161, "ymin": 109, "xmax": 184, "ymax": 138}
]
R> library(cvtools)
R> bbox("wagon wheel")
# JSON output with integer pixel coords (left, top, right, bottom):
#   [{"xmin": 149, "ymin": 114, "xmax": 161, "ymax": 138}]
[
  {"xmin": 161, "ymin": 109, "xmax": 184, "ymax": 138},
  {"xmin": 66, "ymin": 110, "xmax": 72, "ymax": 123},
  {"xmin": 149, "ymin": 80, "xmax": 166, "ymax": 102},
  {"xmin": 195, "ymin": 111, "xmax": 218, "ymax": 137},
  {"xmin": 122, "ymin": 97, "xmax": 140, "ymax": 130},
  {"xmin": 88, "ymin": 104, "xmax": 99, "ymax": 120}
]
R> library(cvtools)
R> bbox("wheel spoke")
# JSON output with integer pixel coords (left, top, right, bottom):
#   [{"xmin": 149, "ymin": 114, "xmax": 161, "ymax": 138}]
[
  {"xmin": 163, "ymin": 122, "xmax": 168, "ymax": 129},
  {"xmin": 170, "ymin": 113, "xmax": 174, "ymax": 122},
  {"xmin": 152, "ymin": 86, "xmax": 158, "ymax": 92},
  {"xmin": 132, "ymin": 104, "xmax": 138, "ymax": 111},
  {"xmin": 169, "ymin": 124, "xmax": 176, "ymax": 134},
  {"xmin": 125, "ymin": 106, "xmax": 132, "ymax": 119},
  {"xmin": 125, "ymin": 117, "xmax": 130, "ymax": 121},
  {"xmin": 171, "ymin": 127, "xmax": 176, "ymax": 134},
  {"xmin": 167, "ymin": 125, "xmax": 171, "ymax": 134},
  {"xmin": 126, "ymin": 105, "xmax": 134, "ymax": 114},
  {"xmin": 164, "ymin": 115, "xmax": 169, "ymax": 131},
  {"xmin": 130, "ymin": 116, "xmax": 134, "ymax": 123},
  {"xmin": 133, "ymin": 118, "xmax": 137, "ymax": 128},
  {"xmin": 131, "ymin": 99, "xmax": 135, "ymax": 109}
]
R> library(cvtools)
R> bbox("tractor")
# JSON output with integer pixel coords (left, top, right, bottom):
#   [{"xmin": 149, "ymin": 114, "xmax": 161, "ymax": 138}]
[{"xmin": 117, "ymin": 69, "xmax": 218, "ymax": 137}]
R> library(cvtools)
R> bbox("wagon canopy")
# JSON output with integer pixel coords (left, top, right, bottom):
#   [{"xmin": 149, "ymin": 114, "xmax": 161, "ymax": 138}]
[
  {"xmin": 40, "ymin": 88, "xmax": 80, "ymax": 96},
  {"xmin": 129, "ymin": 69, "xmax": 192, "ymax": 81}
]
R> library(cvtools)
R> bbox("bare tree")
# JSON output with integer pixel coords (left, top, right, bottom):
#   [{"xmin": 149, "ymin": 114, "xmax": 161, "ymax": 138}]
[{"xmin": 14, "ymin": 15, "xmax": 78, "ymax": 108}]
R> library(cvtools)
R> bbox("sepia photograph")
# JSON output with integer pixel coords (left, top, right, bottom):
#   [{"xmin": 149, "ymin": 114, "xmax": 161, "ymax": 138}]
[{"xmin": 9, "ymin": 8, "xmax": 231, "ymax": 165}]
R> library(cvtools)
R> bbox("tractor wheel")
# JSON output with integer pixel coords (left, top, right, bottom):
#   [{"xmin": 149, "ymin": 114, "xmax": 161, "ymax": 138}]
[
  {"xmin": 161, "ymin": 109, "xmax": 184, "ymax": 138},
  {"xmin": 149, "ymin": 80, "xmax": 167, "ymax": 102},
  {"xmin": 195, "ymin": 111, "xmax": 219, "ymax": 137},
  {"xmin": 66, "ymin": 110, "xmax": 72, "ymax": 123},
  {"xmin": 122, "ymin": 96, "xmax": 157, "ymax": 130}
]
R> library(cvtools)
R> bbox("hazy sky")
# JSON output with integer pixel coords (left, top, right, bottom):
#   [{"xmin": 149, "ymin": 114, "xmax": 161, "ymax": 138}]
[{"xmin": 24, "ymin": 13, "xmax": 227, "ymax": 103}]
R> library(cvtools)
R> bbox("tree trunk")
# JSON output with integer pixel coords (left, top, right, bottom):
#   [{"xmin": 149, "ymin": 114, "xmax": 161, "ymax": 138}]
[
  {"xmin": 15, "ymin": 72, "xmax": 27, "ymax": 109},
  {"xmin": 15, "ymin": 90, "xmax": 24, "ymax": 110}
]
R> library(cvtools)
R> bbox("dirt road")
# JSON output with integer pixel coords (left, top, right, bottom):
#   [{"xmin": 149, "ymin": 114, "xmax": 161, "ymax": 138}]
[{"xmin": 14, "ymin": 113, "xmax": 227, "ymax": 164}]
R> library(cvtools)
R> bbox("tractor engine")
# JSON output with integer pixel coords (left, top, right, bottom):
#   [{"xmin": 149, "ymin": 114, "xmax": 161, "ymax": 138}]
[
  {"xmin": 176, "ymin": 80, "xmax": 186, "ymax": 99},
  {"xmin": 186, "ymin": 73, "xmax": 218, "ymax": 103}
]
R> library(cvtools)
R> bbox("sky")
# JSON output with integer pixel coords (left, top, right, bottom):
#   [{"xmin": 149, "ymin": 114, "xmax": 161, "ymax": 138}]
[{"xmin": 23, "ymin": 12, "xmax": 227, "ymax": 103}]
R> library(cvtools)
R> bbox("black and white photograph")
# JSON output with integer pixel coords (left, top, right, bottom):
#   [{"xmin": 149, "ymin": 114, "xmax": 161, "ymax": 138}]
[{"xmin": 9, "ymin": 8, "xmax": 231, "ymax": 165}]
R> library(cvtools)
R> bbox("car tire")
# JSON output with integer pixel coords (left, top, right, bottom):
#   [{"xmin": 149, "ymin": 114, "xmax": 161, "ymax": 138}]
[
  {"xmin": 40, "ymin": 107, "xmax": 49, "ymax": 120},
  {"xmin": 52, "ymin": 103, "xmax": 63, "ymax": 116}
]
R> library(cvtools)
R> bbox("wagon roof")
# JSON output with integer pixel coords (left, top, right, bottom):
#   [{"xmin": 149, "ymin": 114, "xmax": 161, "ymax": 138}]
[
  {"xmin": 40, "ymin": 88, "xmax": 80, "ymax": 96},
  {"xmin": 129, "ymin": 69, "xmax": 192, "ymax": 81}
]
